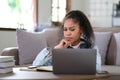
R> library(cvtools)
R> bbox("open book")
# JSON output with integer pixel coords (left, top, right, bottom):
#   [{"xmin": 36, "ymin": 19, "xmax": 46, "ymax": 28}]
[
  {"xmin": 20, "ymin": 66, "xmax": 53, "ymax": 72},
  {"xmin": 36, "ymin": 66, "xmax": 53, "ymax": 72}
]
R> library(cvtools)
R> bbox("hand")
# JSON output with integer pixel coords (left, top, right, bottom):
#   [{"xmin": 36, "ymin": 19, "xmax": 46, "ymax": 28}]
[{"xmin": 54, "ymin": 39, "xmax": 71, "ymax": 49}]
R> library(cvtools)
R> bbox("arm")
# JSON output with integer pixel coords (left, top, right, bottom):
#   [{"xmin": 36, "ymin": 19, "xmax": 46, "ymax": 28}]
[
  {"xmin": 54, "ymin": 39, "xmax": 71, "ymax": 49},
  {"xmin": 32, "ymin": 47, "xmax": 52, "ymax": 66},
  {"xmin": 93, "ymin": 46, "xmax": 102, "ymax": 72},
  {"xmin": 32, "ymin": 39, "xmax": 70, "ymax": 67}
]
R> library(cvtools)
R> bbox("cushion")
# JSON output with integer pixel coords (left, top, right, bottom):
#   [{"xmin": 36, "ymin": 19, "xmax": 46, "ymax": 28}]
[
  {"xmin": 43, "ymin": 28, "xmax": 61, "ymax": 48},
  {"xmin": 106, "ymin": 34, "xmax": 116, "ymax": 65},
  {"xmin": 114, "ymin": 33, "xmax": 120, "ymax": 66},
  {"xmin": 16, "ymin": 29, "xmax": 47, "ymax": 65},
  {"xmin": 94, "ymin": 32, "xmax": 112, "ymax": 65}
]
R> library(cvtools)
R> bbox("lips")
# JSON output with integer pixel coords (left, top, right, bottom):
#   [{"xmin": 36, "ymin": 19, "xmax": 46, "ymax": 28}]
[{"xmin": 65, "ymin": 37, "xmax": 72, "ymax": 41}]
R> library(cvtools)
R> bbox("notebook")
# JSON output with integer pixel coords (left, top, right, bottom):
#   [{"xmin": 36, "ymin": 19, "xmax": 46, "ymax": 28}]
[{"xmin": 52, "ymin": 48, "xmax": 97, "ymax": 74}]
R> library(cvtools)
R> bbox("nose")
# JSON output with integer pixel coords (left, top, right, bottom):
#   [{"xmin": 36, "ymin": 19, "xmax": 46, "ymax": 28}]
[{"xmin": 65, "ymin": 30, "xmax": 71, "ymax": 36}]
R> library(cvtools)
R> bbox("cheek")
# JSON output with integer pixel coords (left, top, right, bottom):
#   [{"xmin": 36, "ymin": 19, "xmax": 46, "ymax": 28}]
[
  {"xmin": 72, "ymin": 32, "xmax": 80, "ymax": 40},
  {"xmin": 75, "ymin": 34, "xmax": 80, "ymax": 40},
  {"xmin": 63, "ymin": 32, "xmax": 66, "ymax": 37},
  {"xmin": 74, "ymin": 32, "xmax": 81, "ymax": 40},
  {"xmin": 73, "ymin": 31, "xmax": 81, "ymax": 37}
]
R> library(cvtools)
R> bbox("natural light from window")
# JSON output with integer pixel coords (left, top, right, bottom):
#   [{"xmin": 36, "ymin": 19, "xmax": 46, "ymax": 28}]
[
  {"xmin": 0, "ymin": 0, "xmax": 35, "ymax": 30},
  {"xmin": 52, "ymin": 0, "xmax": 66, "ymax": 22}
]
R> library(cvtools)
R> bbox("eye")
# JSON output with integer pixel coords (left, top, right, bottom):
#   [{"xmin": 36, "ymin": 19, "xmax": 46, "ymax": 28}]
[
  {"xmin": 70, "ymin": 28, "xmax": 75, "ymax": 31},
  {"xmin": 63, "ymin": 28, "xmax": 67, "ymax": 31}
]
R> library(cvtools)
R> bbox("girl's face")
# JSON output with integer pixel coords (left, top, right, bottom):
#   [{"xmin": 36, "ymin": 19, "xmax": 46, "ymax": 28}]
[{"xmin": 63, "ymin": 18, "xmax": 82, "ymax": 46}]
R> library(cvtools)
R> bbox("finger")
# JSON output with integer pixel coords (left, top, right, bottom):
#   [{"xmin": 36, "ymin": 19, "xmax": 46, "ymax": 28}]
[{"xmin": 62, "ymin": 39, "xmax": 71, "ymax": 48}]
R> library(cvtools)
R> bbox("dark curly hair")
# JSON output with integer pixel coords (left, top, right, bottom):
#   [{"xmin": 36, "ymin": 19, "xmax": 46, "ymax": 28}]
[{"xmin": 60, "ymin": 10, "xmax": 95, "ymax": 47}]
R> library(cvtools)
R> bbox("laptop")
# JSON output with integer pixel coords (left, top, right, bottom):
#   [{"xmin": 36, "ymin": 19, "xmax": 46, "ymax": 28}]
[{"xmin": 52, "ymin": 48, "xmax": 97, "ymax": 74}]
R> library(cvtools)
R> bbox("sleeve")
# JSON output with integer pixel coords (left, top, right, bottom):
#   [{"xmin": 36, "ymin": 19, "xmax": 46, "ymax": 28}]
[
  {"xmin": 93, "ymin": 46, "xmax": 102, "ymax": 72},
  {"xmin": 32, "ymin": 47, "xmax": 52, "ymax": 67}
]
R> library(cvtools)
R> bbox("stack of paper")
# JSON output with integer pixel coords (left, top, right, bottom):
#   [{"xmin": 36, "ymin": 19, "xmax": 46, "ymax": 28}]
[{"xmin": 0, "ymin": 56, "xmax": 15, "ymax": 73}]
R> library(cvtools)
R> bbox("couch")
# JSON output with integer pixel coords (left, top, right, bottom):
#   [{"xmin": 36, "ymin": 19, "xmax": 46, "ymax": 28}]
[{"xmin": 1, "ymin": 27, "xmax": 120, "ymax": 79}]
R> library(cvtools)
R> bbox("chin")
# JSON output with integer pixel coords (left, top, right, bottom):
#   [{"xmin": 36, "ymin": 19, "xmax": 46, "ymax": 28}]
[{"xmin": 70, "ymin": 42, "xmax": 74, "ymax": 45}]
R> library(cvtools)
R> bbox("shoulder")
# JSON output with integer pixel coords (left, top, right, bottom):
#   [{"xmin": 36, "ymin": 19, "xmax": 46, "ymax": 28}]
[
  {"xmin": 92, "ymin": 45, "xmax": 99, "ymax": 54},
  {"xmin": 80, "ymin": 38, "xmax": 92, "ymax": 48}
]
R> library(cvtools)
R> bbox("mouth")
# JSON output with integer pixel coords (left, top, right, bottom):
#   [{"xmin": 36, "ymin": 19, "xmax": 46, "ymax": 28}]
[{"xmin": 65, "ymin": 37, "xmax": 72, "ymax": 41}]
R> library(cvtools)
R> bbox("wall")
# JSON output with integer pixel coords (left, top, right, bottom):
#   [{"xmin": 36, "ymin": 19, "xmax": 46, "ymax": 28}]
[
  {"xmin": 37, "ymin": 0, "xmax": 88, "ymax": 25},
  {"xmin": 37, "ymin": 0, "xmax": 113, "ymax": 27},
  {"xmin": 71, "ymin": 0, "xmax": 86, "ymax": 13},
  {"xmin": 71, "ymin": 0, "xmax": 113, "ymax": 27},
  {"xmin": 38, "ymin": 0, "xmax": 51, "ymax": 24},
  {"xmin": 0, "ymin": 30, "xmax": 17, "ymax": 55}
]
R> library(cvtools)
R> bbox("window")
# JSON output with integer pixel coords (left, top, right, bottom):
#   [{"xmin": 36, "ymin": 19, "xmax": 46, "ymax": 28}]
[
  {"xmin": 52, "ymin": 0, "xmax": 70, "ymax": 26},
  {"xmin": 89, "ymin": 0, "xmax": 119, "ymax": 27},
  {"xmin": 0, "ymin": 0, "xmax": 37, "ymax": 31}
]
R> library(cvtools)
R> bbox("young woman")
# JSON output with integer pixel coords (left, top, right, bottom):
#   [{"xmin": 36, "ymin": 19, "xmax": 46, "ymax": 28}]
[{"xmin": 33, "ymin": 10, "xmax": 101, "ymax": 71}]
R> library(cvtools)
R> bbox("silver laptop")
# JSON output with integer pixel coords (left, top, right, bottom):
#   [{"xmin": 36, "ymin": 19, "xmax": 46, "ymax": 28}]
[{"xmin": 52, "ymin": 48, "xmax": 96, "ymax": 74}]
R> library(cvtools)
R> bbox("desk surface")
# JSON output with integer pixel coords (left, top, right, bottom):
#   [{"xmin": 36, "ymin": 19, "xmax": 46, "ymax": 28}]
[
  {"xmin": 0, "ymin": 67, "xmax": 110, "ymax": 80},
  {"xmin": 102, "ymin": 65, "xmax": 120, "ymax": 75}
]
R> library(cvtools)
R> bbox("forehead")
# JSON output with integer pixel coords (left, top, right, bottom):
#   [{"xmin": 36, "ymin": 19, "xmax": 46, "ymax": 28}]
[{"xmin": 64, "ymin": 19, "xmax": 79, "ymax": 28}]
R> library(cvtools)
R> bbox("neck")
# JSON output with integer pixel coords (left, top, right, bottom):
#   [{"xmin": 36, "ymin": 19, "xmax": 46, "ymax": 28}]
[{"xmin": 71, "ymin": 39, "xmax": 80, "ymax": 46}]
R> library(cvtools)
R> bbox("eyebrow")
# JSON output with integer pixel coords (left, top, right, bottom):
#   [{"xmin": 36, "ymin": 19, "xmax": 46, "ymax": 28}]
[
  {"xmin": 69, "ymin": 26, "xmax": 76, "ymax": 29},
  {"xmin": 64, "ymin": 26, "xmax": 76, "ymax": 28}
]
